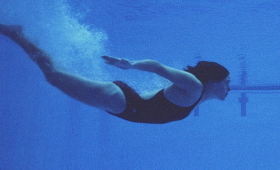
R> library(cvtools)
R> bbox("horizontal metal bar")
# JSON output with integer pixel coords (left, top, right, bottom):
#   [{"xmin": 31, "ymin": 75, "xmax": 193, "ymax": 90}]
[{"xmin": 231, "ymin": 85, "xmax": 280, "ymax": 91}]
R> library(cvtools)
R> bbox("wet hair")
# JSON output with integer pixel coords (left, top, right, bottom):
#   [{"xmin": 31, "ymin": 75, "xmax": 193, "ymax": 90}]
[{"xmin": 184, "ymin": 61, "xmax": 229, "ymax": 84}]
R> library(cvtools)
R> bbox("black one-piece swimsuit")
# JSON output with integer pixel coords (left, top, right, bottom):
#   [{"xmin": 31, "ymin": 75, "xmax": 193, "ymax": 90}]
[{"xmin": 106, "ymin": 81, "xmax": 203, "ymax": 124}]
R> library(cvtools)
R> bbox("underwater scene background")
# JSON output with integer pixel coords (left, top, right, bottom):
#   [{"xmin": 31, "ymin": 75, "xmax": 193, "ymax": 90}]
[{"xmin": 0, "ymin": 0, "xmax": 280, "ymax": 169}]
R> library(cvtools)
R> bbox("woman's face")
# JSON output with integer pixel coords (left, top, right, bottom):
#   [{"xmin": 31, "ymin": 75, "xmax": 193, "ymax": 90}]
[{"xmin": 215, "ymin": 76, "xmax": 231, "ymax": 100}]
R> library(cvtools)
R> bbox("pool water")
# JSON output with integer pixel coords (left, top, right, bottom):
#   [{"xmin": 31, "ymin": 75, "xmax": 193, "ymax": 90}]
[{"xmin": 0, "ymin": 0, "xmax": 280, "ymax": 169}]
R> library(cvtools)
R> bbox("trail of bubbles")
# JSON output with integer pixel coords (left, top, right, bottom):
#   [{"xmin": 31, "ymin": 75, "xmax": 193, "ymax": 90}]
[{"xmin": 0, "ymin": 0, "xmax": 108, "ymax": 79}]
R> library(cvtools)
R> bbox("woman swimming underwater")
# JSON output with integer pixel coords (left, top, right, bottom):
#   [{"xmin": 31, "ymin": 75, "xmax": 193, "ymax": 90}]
[{"xmin": 0, "ymin": 24, "xmax": 230, "ymax": 124}]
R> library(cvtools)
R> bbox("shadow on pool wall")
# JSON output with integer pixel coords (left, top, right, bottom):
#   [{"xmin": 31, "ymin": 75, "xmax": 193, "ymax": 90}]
[{"xmin": 1, "ymin": 0, "xmax": 280, "ymax": 169}]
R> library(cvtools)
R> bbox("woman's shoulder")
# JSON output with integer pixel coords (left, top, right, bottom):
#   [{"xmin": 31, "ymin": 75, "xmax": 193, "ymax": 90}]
[{"xmin": 163, "ymin": 84, "xmax": 203, "ymax": 107}]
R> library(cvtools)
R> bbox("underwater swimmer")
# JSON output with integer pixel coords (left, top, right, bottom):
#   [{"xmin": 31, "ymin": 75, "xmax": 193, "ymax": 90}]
[{"xmin": 0, "ymin": 24, "xmax": 230, "ymax": 124}]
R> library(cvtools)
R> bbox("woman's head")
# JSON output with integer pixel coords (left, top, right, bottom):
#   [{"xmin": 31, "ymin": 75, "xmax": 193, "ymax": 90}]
[{"xmin": 184, "ymin": 61, "xmax": 229, "ymax": 84}]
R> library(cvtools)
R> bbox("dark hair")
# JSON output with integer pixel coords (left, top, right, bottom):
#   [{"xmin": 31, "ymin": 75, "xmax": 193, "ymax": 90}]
[{"xmin": 184, "ymin": 61, "xmax": 229, "ymax": 84}]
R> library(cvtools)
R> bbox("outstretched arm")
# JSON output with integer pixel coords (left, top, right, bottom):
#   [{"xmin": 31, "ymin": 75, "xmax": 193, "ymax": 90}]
[
  {"xmin": 102, "ymin": 56, "xmax": 202, "ymax": 91},
  {"xmin": 102, "ymin": 55, "xmax": 161, "ymax": 72}
]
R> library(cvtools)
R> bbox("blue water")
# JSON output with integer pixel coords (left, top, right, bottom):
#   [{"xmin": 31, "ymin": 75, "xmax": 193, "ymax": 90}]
[{"xmin": 0, "ymin": 0, "xmax": 280, "ymax": 169}]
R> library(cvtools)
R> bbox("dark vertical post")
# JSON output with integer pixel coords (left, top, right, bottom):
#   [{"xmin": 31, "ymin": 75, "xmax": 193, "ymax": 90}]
[
  {"xmin": 239, "ymin": 92, "xmax": 248, "ymax": 116},
  {"xmin": 238, "ymin": 50, "xmax": 248, "ymax": 116}
]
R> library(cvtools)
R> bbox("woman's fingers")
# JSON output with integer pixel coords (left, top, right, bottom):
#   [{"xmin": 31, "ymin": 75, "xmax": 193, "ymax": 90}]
[
  {"xmin": 102, "ymin": 55, "xmax": 119, "ymax": 64},
  {"xmin": 101, "ymin": 56, "xmax": 132, "ymax": 70}
]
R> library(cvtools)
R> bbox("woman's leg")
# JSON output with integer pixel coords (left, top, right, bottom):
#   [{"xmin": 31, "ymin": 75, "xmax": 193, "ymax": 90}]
[{"xmin": 0, "ymin": 24, "xmax": 126, "ymax": 113}]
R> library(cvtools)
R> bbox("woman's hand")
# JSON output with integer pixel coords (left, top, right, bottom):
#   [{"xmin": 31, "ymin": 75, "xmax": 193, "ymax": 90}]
[{"xmin": 102, "ymin": 56, "xmax": 132, "ymax": 70}]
